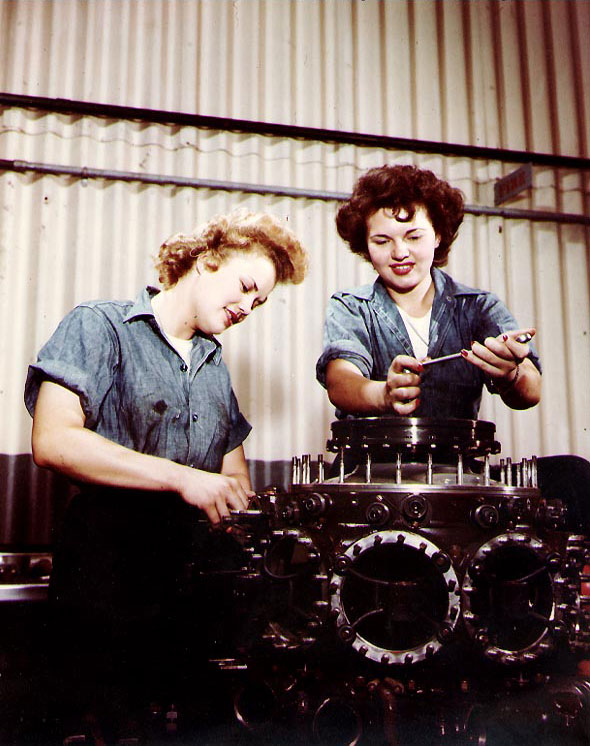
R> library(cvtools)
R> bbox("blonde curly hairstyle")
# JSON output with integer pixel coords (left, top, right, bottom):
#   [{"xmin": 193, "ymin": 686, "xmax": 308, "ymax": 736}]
[{"xmin": 155, "ymin": 209, "xmax": 308, "ymax": 289}]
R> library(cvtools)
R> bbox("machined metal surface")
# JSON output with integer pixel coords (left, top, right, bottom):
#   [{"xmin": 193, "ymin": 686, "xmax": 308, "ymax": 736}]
[
  {"xmin": 330, "ymin": 530, "xmax": 461, "ymax": 665},
  {"xmin": 327, "ymin": 417, "xmax": 500, "ymax": 460},
  {"xmin": 0, "ymin": 551, "xmax": 52, "ymax": 602},
  {"xmin": 218, "ymin": 418, "xmax": 590, "ymax": 743}
]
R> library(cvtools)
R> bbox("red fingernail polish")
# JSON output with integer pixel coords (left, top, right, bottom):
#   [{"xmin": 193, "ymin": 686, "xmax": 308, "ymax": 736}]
[
  {"xmin": 503, "ymin": 334, "xmax": 508, "ymax": 341},
  {"xmin": 461, "ymin": 349, "xmax": 469, "ymax": 357}
]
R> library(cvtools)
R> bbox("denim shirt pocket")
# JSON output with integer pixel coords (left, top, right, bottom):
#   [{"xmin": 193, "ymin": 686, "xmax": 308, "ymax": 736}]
[
  {"xmin": 198, "ymin": 393, "xmax": 231, "ymax": 473},
  {"xmin": 119, "ymin": 388, "xmax": 178, "ymax": 455}
]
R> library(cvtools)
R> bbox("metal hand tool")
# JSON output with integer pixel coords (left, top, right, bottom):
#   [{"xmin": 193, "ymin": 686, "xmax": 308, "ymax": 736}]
[{"xmin": 421, "ymin": 332, "xmax": 532, "ymax": 367}]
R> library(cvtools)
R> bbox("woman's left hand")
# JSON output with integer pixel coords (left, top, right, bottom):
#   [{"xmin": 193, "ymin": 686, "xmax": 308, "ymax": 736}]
[
  {"xmin": 460, "ymin": 328, "xmax": 535, "ymax": 386},
  {"xmin": 460, "ymin": 328, "xmax": 541, "ymax": 408}
]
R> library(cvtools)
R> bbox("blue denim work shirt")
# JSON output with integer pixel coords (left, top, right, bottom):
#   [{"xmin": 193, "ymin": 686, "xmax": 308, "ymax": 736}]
[
  {"xmin": 316, "ymin": 268, "xmax": 541, "ymax": 420},
  {"xmin": 25, "ymin": 287, "xmax": 251, "ymax": 473}
]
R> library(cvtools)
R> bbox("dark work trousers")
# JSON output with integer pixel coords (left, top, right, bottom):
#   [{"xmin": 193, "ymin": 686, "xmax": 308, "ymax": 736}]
[{"xmin": 48, "ymin": 487, "xmax": 244, "ymax": 736}]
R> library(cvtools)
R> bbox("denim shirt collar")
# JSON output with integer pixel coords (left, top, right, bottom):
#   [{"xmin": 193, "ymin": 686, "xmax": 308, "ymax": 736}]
[
  {"xmin": 351, "ymin": 268, "xmax": 480, "ymax": 359},
  {"xmin": 123, "ymin": 286, "xmax": 223, "ymax": 366}
]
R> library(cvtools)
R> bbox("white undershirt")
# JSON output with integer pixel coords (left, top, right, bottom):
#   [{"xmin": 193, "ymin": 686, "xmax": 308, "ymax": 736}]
[
  {"xmin": 151, "ymin": 299, "xmax": 193, "ymax": 368},
  {"xmin": 397, "ymin": 305, "xmax": 431, "ymax": 361},
  {"xmin": 164, "ymin": 333, "xmax": 193, "ymax": 368}
]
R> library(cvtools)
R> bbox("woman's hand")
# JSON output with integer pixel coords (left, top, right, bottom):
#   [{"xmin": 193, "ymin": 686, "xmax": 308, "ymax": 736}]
[
  {"xmin": 460, "ymin": 328, "xmax": 533, "ymax": 383},
  {"xmin": 385, "ymin": 355, "xmax": 423, "ymax": 415},
  {"xmin": 325, "ymin": 358, "xmax": 422, "ymax": 416},
  {"xmin": 176, "ymin": 467, "xmax": 253, "ymax": 526},
  {"xmin": 460, "ymin": 328, "xmax": 541, "ymax": 408}
]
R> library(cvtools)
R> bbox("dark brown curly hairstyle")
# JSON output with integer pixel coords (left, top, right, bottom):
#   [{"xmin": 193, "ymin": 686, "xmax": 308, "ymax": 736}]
[
  {"xmin": 155, "ymin": 209, "xmax": 308, "ymax": 289},
  {"xmin": 336, "ymin": 165, "xmax": 465, "ymax": 267}
]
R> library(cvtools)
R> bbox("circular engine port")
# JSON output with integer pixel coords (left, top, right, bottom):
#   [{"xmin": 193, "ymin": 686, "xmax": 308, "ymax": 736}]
[
  {"xmin": 330, "ymin": 531, "xmax": 460, "ymax": 664},
  {"xmin": 463, "ymin": 534, "xmax": 557, "ymax": 663}
]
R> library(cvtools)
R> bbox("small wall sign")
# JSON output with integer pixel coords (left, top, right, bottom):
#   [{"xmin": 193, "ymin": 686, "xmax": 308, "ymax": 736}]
[{"xmin": 494, "ymin": 163, "xmax": 533, "ymax": 206}]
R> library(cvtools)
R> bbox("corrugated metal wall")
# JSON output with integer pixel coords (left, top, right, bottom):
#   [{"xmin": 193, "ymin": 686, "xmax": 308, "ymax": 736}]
[{"xmin": 1, "ymin": 0, "xmax": 589, "ymax": 544}]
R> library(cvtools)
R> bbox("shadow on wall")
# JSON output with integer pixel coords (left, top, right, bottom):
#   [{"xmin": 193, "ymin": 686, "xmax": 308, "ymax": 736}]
[{"xmin": 0, "ymin": 455, "xmax": 295, "ymax": 547}]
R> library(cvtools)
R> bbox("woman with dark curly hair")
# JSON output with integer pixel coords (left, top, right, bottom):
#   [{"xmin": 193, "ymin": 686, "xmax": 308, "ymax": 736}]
[
  {"xmin": 25, "ymin": 209, "xmax": 308, "ymax": 739},
  {"xmin": 318, "ymin": 165, "xmax": 590, "ymax": 681},
  {"xmin": 317, "ymin": 164, "xmax": 541, "ymax": 419}
]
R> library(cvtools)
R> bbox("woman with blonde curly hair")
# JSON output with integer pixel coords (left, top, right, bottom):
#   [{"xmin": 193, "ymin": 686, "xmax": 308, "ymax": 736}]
[{"xmin": 25, "ymin": 209, "xmax": 308, "ymax": 739}]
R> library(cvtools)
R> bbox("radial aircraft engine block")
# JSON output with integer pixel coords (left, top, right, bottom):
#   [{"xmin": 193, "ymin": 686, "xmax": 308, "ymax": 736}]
[{"xmin": 227, "ymin": 418, "xmax": 589, "ymax": 672}]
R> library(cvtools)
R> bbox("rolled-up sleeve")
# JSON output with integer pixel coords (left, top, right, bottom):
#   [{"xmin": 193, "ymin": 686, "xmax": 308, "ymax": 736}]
[
  {"xmin": 225, "ymin": 389, "xmax": 252, "ymax": 454},
  {"xmin": 24, "ymin": 306, "xmax": 119, "ymax": 428},
  {"xmin": 316, "ymin": 294, "xmax": 374, "ymax": 387}
]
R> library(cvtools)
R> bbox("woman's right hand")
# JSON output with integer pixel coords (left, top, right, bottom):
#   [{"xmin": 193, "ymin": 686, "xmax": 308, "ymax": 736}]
[
  {"xmin": 177, "ymin": 467, "xmax": 252, "ymax": 526},
  {"xmin": 385, "ymin": 355, "xmax": 423, "ymax": 415}
]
